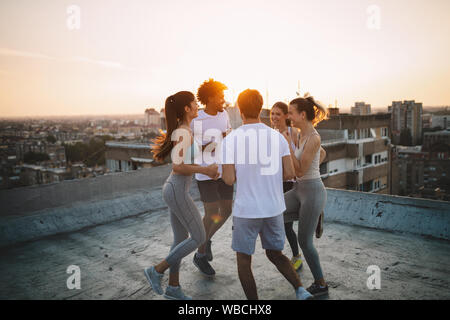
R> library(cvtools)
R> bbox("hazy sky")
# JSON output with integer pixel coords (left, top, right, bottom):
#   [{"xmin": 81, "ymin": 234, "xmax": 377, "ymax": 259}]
[{"xmin": 0, "ymin": 0, "xmax": 449, "ymax": 117}]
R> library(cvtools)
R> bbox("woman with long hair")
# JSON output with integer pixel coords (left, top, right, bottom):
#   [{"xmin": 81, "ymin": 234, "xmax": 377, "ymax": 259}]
[
  {"xmin": 281, "ymin": 94, "xmax": 329, "ymax": 298},
  {"xmin": 270, "ymin": 102, "xmax": 303, "ymax": 271},
  {"xmin": 144, "ymin": 91, "xmax": 219, "ymax": 300}
]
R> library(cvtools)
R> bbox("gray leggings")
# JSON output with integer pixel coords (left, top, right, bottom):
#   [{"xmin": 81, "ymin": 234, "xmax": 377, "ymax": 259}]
[
  {"xmin": 162, "ymin": 173, "xmax": 206, "ymax": 274},
  {"xmin": 284, "ymin": 178, "xmax": 327, "ymax": 281}
]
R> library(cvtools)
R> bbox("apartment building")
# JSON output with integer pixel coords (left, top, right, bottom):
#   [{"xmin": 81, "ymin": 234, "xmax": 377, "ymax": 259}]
[
  {"xmin": 351, "ymin": 102, "xmax": 371, "ymax": 115},
  {"xmin": 388, "ymin": 100, "xmax": 423, "ymax": 145},
  {"xmin": 105, "ymin": 141, "xmax": 154, "ymax": 172},
  {"xmin": 316, "ymin": 114, "xmax": 391, "ymax": 194}
]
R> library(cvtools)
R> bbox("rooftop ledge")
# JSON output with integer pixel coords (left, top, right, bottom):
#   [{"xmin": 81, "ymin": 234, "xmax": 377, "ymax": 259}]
[
  {"xmin": 1, "ymin": 164, "xmax": 449, "ymax": 247},
  {"xmin": 0, "ymin": 165, "xmax": 449, "ymax": 299}
]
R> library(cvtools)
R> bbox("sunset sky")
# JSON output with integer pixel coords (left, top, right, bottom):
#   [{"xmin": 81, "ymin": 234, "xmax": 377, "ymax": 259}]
[{"xmin": 0, "ymin": 0, "xmax": 449, "ymax": 117}]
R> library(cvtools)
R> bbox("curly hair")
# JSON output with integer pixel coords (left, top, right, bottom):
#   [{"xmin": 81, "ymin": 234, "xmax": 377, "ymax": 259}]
[{"xmin": 197, "ymin": 78, "xmax": 228, "ymax": 106}]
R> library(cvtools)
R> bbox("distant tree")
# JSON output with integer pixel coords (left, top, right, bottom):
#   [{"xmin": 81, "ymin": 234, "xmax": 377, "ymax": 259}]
[
  {"xmin": 63, "ymin": 136, "xmax": 113, "ymax": 167},
  {"xmin": 46, "ymin": 135, "xmax": 57, "ymax": 143},
  {"xmin": 63, "ymin": 142, "xmax": 86, "ymax": 163},
  {"xmin": 24, "ymin": 151, "xmax": 50, "ymax": 164},
  {"xmin": 143, "ymin": 132, "xmax": 158, "ymax": 139}
]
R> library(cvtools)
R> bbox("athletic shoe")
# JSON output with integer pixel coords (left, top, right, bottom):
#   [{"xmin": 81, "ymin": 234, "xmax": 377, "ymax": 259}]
[
  {"xmin": 205, "ymin": 240, "xmax": 213, "ymax": 261},
  {"xmin": 306, "ymin": 283, "xmax": 329, "ymax": 297},
  {"xmin": 144, "ymin": 266, "xmax": 164, "ymax": 295},
  {"xmin": 291, "ymin": 255, "xmax": 303, "ymax": 271},
  {"xmin": 164, "ymin": 285, "xmax": 192, "ymax": 300},
  {"xmin": 193, "ymin": 254, "xmax": 216, "ymax": 277},
  {"xmin": 296, "ymin": 286, "xmax": 313, "ymax": 300},
  {"xmin": 316, "ymin": 211, "xmax": 324, "ymax": 238}
]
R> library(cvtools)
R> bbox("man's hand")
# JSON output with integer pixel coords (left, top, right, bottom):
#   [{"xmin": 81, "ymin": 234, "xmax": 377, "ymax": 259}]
[
  {"xmin": 202, "ymin": 141, "xmax": 217, "ymax": 152},
  {"xmin": 205, "ymin": 164, "xmax": 220, "ymax": 180}
]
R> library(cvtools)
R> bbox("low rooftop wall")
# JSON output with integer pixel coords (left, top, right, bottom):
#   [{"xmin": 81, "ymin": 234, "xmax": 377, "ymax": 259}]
[{"xmin": 1, "ymin": 165, "xmax": 449, "ymax": 247}]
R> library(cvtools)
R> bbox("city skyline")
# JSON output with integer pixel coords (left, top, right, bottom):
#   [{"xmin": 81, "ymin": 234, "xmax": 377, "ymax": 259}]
[{"xmin": 1, "ymin": 0, "xmax": 450, "ymax": 117}]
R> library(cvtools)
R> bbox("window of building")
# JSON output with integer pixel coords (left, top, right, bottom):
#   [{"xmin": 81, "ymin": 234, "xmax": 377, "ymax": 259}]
[
  {"xmin": 365, "ymin": 154, "xmax": 372, "ymax": 164},
  {"xmin": 373, "ymin": 155, "xmax": 381, "ymax": 164},
  {"xmin": 362, "ymin": 180, "xmax": 373, "ymax": 192},
  {"xmin": 348, "ymin": 130, "xmax": 355, "ymax": 140}
]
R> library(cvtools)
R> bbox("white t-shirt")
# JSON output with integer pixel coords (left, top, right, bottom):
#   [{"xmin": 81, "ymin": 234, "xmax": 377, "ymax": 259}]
[
  {"xmin": 221, "ymin": 122, "xmax": 291, "ymax": 219},
  {"xmin": 191, "ymin": 109, "xmax": 231, "ymax": 181}
]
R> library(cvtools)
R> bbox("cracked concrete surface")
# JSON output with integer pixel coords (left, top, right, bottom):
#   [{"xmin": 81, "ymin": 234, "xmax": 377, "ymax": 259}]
[{"xmin": 0, "ymin": 202, "xmax": 449, "ymax": 300}]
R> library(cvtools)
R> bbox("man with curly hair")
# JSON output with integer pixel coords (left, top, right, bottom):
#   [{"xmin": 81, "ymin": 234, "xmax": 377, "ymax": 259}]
[{"xmin": 190, "ymin": 78, "xmax": 233, "ymax": 277}]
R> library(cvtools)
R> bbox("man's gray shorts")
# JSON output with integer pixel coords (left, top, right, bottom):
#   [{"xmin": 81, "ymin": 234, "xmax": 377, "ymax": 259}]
[{"xmin": 232, "ymin": 214, "xmax": 285, "ymax": 256}]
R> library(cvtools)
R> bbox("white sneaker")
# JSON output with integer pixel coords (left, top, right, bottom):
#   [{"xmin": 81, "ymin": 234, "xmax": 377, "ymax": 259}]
[
  {"xmin": 164, "ymin": 285, "xmax": 192, "ymax": 300},
  {"xmin": 296, "ymin": 286, "xmax": 313, "ymax": 300},
  {"xmin": 144, "ymin": 266, "xmax": 164, "ymax": 295}
]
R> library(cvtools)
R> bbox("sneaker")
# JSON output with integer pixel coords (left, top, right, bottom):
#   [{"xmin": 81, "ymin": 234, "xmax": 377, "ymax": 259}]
[
  {"xmin": 193, "ymin": 254, "xmax": 216, "ymax": 277},
  {"xmin": 296, "ymin": 286, "xmax": 313, "ymax": 300},
  {"xmin": 164, "ymin": 285, "xmax": 192, "ymax": 300},
  {"xmin": 205, "ymin": 240, "xmax": 213, "ymax": 262},
  {"xmin": 144, "ymin": 266, "xmax": 164, "ymax": 295},
  {"xmin": 291, "ymin": 255, "xmax": 303, "ymax": 271},
  {"xmin": 306, "ymin": 283, "xmax": 329, "ymax": 297}
]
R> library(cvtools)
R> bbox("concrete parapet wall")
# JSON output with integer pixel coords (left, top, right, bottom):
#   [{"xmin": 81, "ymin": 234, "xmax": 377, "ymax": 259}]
[
  {"xmin": 0, "ymin": 165, "xmax": 173, "ymax": 217},
  {"xmin": 286, "ymin": 188, "xmax": 450, "ymax": 240},
  {"xmin": 0, "ymin": 165, "xmax": 199, "ymax": 247},
  {"xmin": 1, "ymin": 165, "xmax": 449, "ymax": 247}
]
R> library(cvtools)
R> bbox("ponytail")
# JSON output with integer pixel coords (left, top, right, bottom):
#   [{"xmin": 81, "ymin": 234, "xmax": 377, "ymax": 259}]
[
  {"xmin": 151, "ymin": 91, "xmax": 195, "ymax": 162},
  {"xmin": 290, "ymin": 93, "xmax": 329, "ymax": 127}
]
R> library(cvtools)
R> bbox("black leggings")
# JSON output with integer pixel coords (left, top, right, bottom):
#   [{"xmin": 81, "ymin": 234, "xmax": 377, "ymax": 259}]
[{"xmin": 283, "ymin": 181, "xmax": 299, "ymax": 257}]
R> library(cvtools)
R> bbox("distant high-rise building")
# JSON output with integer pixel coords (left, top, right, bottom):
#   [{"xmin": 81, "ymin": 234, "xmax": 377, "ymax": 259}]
[
  {"xmin": 423, "ymin": 129, "xmax": 450, "ymax": 153},
  {"xmin": 328, "ymin": 104, "xmax": 340, "ymax": 116},
  {"xmin": 351, "ymin": 102, "xmax": 371, "ymax": 115},
  {"xmin": 159, "ymin": 108, "xmax": 166, "ymax": 131},
  {"xmin": 144, "ymin": 108, "xmax": 160, "ymax": 132},
  {"xmin": 430, "ymin": 114, "xmax": 450, "ymax": 130},
  {"xmin": 388, "ymin": 100, "xmax": 423, "ymax": 145},
  {"xmin": 391, "ymin": 143, "xmax": 450, "ymax": 201},
  {"xmin": 422, "ymin": 113, "xmax": 432, "ymax": 129}
]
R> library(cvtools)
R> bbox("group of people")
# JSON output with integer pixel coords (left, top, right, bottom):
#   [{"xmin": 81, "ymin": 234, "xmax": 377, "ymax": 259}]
[{"xmin": 144, "ymin": 79, "xmax": 329, "ymax": 300}]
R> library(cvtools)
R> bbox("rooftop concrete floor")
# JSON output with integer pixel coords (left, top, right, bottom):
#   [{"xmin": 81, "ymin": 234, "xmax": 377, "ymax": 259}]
[{"xmin": 1, "ymin": 201, "xmax": 449, "ymax": 300}]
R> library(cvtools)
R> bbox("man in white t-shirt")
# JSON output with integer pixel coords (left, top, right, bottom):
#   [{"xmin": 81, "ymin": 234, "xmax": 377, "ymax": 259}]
[
  {"xmin": 221, "ymin": 89, "xmax": 313, "ymax": 300},
  {"xmin": 190, "ymin": 79, "xmax": 234, "ymax": 277}
]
